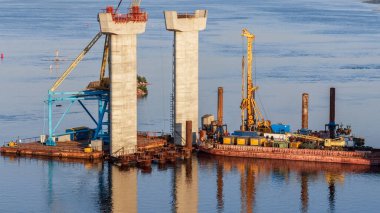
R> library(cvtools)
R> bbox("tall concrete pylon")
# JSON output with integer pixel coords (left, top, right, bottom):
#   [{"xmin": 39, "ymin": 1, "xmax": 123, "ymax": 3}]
[
  {"xmin": 98, "ymin": 6, "xmax": 147, "ymax": 155},
  {"xmin": 164, "ymin": 10, "xmax": 208, "ymax": 146}
]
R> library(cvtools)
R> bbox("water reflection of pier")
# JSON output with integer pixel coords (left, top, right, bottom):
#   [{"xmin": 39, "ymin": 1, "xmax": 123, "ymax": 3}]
[
  {"xmin": 171, "ymin": 158, "xmax": 198, "ymax": 213},
  {"xmin": 107, "ymin": 157, "xmax": 199, "ymax": 213},
  {"xmin": 198, "ymin": 154, "xmax": 373, "ymax": 213},
  {"xmin": 3, "ymin": 153, "xmax": 377, "ymax": 212},
  {"xmin": 65, "ymin": 154, "xmax": 376, "ymax": 212},
  {"xmin": 110, "ymin": 166, "xmax": 138, "ymax": 213}
]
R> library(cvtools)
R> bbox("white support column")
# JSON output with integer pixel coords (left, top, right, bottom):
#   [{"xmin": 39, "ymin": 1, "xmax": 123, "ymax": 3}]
[
  {"xmin": 164, "ymin": 10, "xmax": 208, "ymax": 146},
  {"xmin": 98, "ymin": 12, "xmax": 146, "ymax": 155}
]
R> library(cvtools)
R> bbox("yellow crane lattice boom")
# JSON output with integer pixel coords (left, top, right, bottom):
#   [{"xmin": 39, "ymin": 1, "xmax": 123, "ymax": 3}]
[
  {"xmin": 240, "ymin": 28, "xmax": 271, "ymax": 132},
  {"xmin": 50, "ymin": 32, "xmax": 103, "ymax": 92}
]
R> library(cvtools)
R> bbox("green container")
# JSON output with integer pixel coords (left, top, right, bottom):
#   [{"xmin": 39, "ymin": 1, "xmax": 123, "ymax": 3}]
[{"xmin": 273, "ymin": 141, "xmax": 289, "ymax": 148}]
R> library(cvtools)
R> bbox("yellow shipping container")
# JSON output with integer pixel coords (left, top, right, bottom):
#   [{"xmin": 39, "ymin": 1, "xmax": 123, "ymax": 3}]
[
  {"xmin": 223, "ymin": 137, "xmax": 233, "ymax": 145},
  {"xmin": 250, "ymin": 138, "xmax": 259, "ymax": 146},
  {"xmin": 84, "ymin": 147, "xmax": 93, "ymax": 153},
  {"xmin": 290, "ymin": 142, "xmax": 302, "ymax": 149},
  {"xmin": 249, "ymin": 137, "xmax": 267, "ymax": 146},
  {"xmin": 236, "ymin": 137, "xmax": 246, "ymax": 146}
]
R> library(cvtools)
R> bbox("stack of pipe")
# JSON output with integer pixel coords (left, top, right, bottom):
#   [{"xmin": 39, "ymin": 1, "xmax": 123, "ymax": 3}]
[
  {"xmin": 302, "ymin": 93, "xmax": 309, "ymax": 130},
  {"xmin": 329, "ymin": 88, "xmax": 336, "ymax": 139},
  {"xmin": 217, "ymin": 87, "xmax": 224, "ymax": 126}
]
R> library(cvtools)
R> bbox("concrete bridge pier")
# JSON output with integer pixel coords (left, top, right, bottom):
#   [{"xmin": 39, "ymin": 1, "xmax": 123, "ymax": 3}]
[
  {"xmin": 164, "ymin": 10, "xmax": 208, "ymax": 146},
  {"xmin": 98, "ymin": 9, "xmax": 146, "ymax": 155}
]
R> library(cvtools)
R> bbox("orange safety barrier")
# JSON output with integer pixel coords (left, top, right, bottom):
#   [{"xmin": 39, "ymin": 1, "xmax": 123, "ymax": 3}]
[{"xmin": 105, "ymin": 6, "xmax": 148, "ymax": 23}]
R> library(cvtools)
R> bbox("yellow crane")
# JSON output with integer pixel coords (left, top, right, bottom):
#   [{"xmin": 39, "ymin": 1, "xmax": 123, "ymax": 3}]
[
  {"xmin": 240, "ymin": 28, "xmax": 271, "ymax": 132},
  {"xmin": 50, "ymin": 32, "xmax": 103, "ymax": 92}
]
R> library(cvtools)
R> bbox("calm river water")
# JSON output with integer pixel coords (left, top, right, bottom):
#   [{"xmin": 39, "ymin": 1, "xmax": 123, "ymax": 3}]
[{"xmin": 1, "ymin": 0, "xmax": 380, "ymax": 212}]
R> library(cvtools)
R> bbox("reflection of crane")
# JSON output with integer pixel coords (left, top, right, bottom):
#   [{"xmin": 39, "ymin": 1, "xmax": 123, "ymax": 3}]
[
  {"xmin": 240, "ymin": 29, "xmax": 271, "ymax": 132},
  {"xmin": 238, "ymin": 163, "xmax": 256, "ymax": 213},
  {"xmin": 325, "ymin": 172, "xmax": 344, "ymax": 213}
]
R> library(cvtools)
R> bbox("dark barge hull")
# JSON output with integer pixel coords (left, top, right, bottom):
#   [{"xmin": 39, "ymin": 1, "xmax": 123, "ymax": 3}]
[
  {"xmin": 0, "ymin": 142, "xmax": 102, "ymax": 160},
  {"xmin": 0, "ymin": 135, "xmax": 168, "ymax": 161},
  {"xmin": 199, "ymin": 144, "xmax": 380, "ymax": 166}
]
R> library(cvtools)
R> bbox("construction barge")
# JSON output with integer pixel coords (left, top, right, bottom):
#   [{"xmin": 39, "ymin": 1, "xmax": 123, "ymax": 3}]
[
  {"xmin": 198, "ymin": 28, "xmax": 380, "ymax": 166},
  {"xmin": 0, "ymin": 141, "xmax": 102, "ymax": 160},
  {"xmin": 0, "ymin": 132, "xmax": 180, "ymax": 163},
  {"xmin": 0, "ymin": 131, "xmax": 195, "ymax": 171},
  {"xmin": 199, "ymin": 144, "xmax": 380, "ymax": 165}
]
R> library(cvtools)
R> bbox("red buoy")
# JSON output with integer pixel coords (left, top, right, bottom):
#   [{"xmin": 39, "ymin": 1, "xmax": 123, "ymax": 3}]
[{"xmin": 0, "ymin": 53, "xmax": 3, "ymax": 60}]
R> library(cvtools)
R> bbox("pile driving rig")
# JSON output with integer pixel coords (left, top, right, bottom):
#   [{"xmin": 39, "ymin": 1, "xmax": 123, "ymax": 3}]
[{"xmin": 240, "ymin": 29, "xmax": 271, "ymax": 133}]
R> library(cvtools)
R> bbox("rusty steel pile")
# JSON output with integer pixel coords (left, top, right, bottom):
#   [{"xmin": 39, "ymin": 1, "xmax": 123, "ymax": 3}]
[
  {"xmin": 111, "ymin": 124, "xmax": 194, "ymax": 169},
  {"xmin": 111, "ymin": 143, "xmax": 193, "ymax": 170}
]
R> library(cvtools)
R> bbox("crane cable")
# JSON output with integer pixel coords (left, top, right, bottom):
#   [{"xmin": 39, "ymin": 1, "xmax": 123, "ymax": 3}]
[
  {"xmin": 241, "ymin": 34, "xmax": 246, "ymax": 102},
  {"xmin": 115, "ymin": 0, "xmax": 124, "ymax": 13},
  {"xmin": 253, "ymin": 38, "xmax": 270, "ymax": 121},
  {"xmin": 242, "ymin": 30, "xmax": 270, "ymax": 122},
  {"xmin": 253, "ymin": 39, "xmax": 257, "ymax": 86}
]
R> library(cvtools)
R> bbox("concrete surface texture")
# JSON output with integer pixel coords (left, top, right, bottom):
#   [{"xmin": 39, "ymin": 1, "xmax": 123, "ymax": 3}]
[
  {"xmin": 98, "ymin": 13, "xmax": 146, "ymax": 155},
  {"xmin": 164, "ymin": 10, "xmax": 208, "ymax": 146}
]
